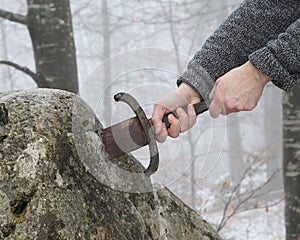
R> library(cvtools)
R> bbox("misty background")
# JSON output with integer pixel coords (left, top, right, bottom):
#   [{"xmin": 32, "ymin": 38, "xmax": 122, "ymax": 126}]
[{"xmin": 0, "ymin": 0, "xmax": 285, "ymax": 239}]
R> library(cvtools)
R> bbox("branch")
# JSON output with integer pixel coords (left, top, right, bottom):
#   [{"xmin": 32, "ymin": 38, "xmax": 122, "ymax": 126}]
[
  {"xmin": 0, "ymin": 9, "xmax": 27, "ymax": 25},
  {"xmin": 0, "ymin": 61, "xmax": 48, "ymax": 87},
  {"xmin": 216, "ymin": 163, "xmax": 282, "ymax": 232}
]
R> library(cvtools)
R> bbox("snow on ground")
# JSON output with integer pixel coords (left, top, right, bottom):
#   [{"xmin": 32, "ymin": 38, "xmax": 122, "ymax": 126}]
[{"xmin": 201, "ymin": 202, "xmax": 285, "ymax": 240}]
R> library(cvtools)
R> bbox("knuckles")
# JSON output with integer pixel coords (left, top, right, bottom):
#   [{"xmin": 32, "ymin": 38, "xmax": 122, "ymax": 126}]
[
  {"xmin": 223, "ymin": 99, "xmax": 257, "ymax": 113},
  {"xmin": 245, "ymin": 102, "xmax": 257, "ymax": 111}
]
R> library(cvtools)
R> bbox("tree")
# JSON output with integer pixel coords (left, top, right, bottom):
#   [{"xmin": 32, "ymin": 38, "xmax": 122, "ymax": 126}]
[
  {"xmin": 0, "ymin": 0, "xmax": 78, "ymax": 93},
  {"xmin": 73, "ymin": 0, "xmax": 142, "ymax": 124},
  {"xmin": 0, "ymin": 20, "xmax": 13, "ymax": 90},
  {"xmin": 283, "ymin": 85, "xmax": 300, "ymax": 240},
  {"xmin": 264, "ymin": 84, "xmax": 283, "ymax": 190},
  {"xmin": 227, "ymin": 115, "xmax": 244, "ymax": 183}
]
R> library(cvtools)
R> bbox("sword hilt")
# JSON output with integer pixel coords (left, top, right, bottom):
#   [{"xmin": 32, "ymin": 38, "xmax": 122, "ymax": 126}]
[
  {"xmin": 112, "ymin": 93, "xmax": 209, "ymax": 176},
  {"xmin": 162, "ymin": 101, "xmax": 209, "ymax": 129},
  {"xmin": 114, "ymin": 92, "xmax": 159, "ymax": 177}
]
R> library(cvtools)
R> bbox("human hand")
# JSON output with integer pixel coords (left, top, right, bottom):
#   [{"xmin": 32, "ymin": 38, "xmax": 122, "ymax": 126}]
[
  {"xmin": 209, "ymin": 61, "xmax": 271, "ymax": 118},
  {"xmin": 152, "ymin": 83, "xmax": 201, "ymax": 142}
]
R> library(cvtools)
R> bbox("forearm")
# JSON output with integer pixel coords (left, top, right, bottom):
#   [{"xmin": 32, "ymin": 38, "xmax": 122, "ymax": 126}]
[
  {"xmin": 178, "ymin": 0, "xmax": 300, "ymax": 99},
  {"xmin": 249, "ymin": 17, "xmax": 300, "ymax": 91}
]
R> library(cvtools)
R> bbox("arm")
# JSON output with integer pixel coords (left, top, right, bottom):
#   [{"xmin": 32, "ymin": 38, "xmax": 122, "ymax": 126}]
[
  {"xmin": 249, "ymin": 17, "xmax": 300, "ymax": 91},
  {"xmin": 209, "ymin": 16, "xmax": 300, "ymax": 118},
  {"xmin": 153, "ymin": 0, "xmax": 300, "ymax": 140},
  {"xmin": 178, "ymin": 0, "xmax": 300, "ymax": 100},
  {"xmin": 208, "ymin": 61, "xmax": 272, "ymax": 118}
]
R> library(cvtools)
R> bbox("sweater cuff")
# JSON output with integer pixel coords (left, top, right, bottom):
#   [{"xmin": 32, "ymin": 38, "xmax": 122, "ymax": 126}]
[
  {"xmin": 176, "ymin": 60, "xmax": 215, "ymax": 101},
  {"xmin": 249, "ymin": 47, "xmax": 296, "ymax": 91}
]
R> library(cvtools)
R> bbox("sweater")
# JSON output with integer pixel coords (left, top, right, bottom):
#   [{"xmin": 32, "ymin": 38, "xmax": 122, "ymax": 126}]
[{"xmin": 177, "ymin": 0, "xmax": 300, "ymax": 101}]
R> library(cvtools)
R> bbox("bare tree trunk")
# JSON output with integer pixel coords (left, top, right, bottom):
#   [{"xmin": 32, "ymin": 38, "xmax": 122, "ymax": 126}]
[
  {"xmin": 188, "ymin": 131, "xmax": 196, "ymax": 209},
  {"xmin": 264, "ymin": 85, "xmax": 282, "ymax": 186},
  {"xmin": 0, "ymin": 22, "xmax": 13, "ymax": 90},
  {"xmin": 101, "ymin": 0, "xmax": 112, "ymax": 125},
  {"xmin": 165, "ymin": 2, "xmax": 183, "ymax": 73},
  {"xmin": 26, "ymin": 0, "xmax": 78, "ymax": 93},
  {"xmin": 283, "ymin": 86, "xmax": 300, "ymax": 240},
  {"xmin": 227, "ymin": 115, "xmax": 244, "ymax": 183}
]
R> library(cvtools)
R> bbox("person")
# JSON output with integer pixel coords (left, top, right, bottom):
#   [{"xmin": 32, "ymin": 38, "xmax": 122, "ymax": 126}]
[{"xmin": 152, "ymin": 0, "xmax": 300, "ymax": 143}]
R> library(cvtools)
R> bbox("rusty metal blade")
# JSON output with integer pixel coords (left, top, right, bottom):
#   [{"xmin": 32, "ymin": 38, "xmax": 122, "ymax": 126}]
[{"xmin": 101, "ymin": 116, "xmax": 150, "ymax": 159}]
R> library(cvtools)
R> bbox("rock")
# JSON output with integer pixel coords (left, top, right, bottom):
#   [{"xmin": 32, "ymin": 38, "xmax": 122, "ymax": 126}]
[{"xmin": 0, "ymin": 89, "xmax": 221, "ymax": 240}]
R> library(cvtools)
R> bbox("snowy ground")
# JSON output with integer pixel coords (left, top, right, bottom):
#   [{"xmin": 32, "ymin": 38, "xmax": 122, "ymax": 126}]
[{"xmin": 203, "ymin": 202, "xmax": 285, "ymax": 240}]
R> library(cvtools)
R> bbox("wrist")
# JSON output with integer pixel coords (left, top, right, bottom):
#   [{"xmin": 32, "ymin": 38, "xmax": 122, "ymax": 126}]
[
  {"xmin": 177, "ymin": 83, "xmax": 201, "ymax": 104},
  {"xmin": 246, "ymin": 61, "xmax": 272, "ymax": 85}
]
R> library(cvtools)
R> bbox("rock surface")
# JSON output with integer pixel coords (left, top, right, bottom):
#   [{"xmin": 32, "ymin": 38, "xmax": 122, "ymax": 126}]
[{"xmin": 0, "ymin": 89, "xmax": 221, "ymax": 240}]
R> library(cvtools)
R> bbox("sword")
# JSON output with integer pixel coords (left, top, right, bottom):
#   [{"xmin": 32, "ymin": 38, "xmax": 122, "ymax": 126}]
[{"xmin": 101, "ymin": 92, "xmax": 208, "ymax": 176}]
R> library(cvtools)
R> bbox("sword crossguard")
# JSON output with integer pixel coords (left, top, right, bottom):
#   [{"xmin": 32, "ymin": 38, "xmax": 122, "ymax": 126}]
[{"xmin": 114, "ymin": 92, "xmax": 159, "ymax": 177}]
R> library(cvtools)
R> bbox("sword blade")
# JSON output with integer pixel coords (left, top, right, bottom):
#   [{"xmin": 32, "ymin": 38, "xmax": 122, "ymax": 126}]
[{"xmin": 101, "ymin": 116, "xmax": 150, "ymax": 159}]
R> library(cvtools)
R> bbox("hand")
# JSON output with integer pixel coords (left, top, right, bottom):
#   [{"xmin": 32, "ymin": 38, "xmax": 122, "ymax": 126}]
[
  {"xmin": 152, "ymin": 83, "xmax": 201, "ymax": 142},
  {"xmin": 209, "ymin": 61, "xmax": 272, "ymax": 118}
]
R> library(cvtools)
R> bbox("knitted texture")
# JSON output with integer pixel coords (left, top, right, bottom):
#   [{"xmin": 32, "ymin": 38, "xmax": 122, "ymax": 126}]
[{"xmin": 178, "ymin": 0, "xmax": 300, "ymax": 100}]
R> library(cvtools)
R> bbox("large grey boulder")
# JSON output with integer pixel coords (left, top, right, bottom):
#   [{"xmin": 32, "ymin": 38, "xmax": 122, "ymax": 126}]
[{"xmin": 0, "ymin": 89, "xmax": 221, "ymax": 240}]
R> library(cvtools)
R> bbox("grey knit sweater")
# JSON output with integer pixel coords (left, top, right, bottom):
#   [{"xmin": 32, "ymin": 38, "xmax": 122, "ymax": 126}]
[{"xmin": 177, "ymin": 0, "xmax": 300, "ymax": 101}]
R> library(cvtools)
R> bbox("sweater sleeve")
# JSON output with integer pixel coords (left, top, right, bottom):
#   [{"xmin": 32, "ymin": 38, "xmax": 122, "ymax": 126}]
[
  {"xmin": 177, "ymin": 0, "xmax": 300, "ymax": 100},
  {"xmin": 249, "ymin": 17, "xmax": 300, "ymax": 91}
]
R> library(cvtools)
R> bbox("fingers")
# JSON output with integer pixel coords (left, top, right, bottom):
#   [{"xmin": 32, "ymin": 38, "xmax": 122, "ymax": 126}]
[
  {"xmin": 167, "ymin": 114, "xmax": 181, "ymax": 138},
  {"xmin": 175, "ymin": 104, "xmax": 197, "ymax": 132},
  {"xmin": 209, "ymin": 78, "xmax": 240, "ymax": 118},
  {"xmin": 152, "ymin": 103, "xmax": 168, "ymax": 143},
  {"xmin": 152, "ymin": 84, "xmax": 201, "ymax": 141},
  {"xmin": 153, "ymin": 122, "xmax": 168, "ymax": 143},
  {"xmin": 209, "ymin": 94, "xmax": 222, "ymax": 119},
  {"xmin": 176, "ymin": 108, "xmax": 188, "ymax": 132},
  {"xmin": 152, "ymin": 104, "xmax": 197, "ymax": 142},
  {"xmin": 209, "ymin": 79, "xmax": 218, "ymax": 100},
  {"xmin": 209, "ymin": 81, "xmax": 252, "ymax": 118},
  {"xmin": 208, "ymin": 61, "xmax": 269, "ymax": 118},
  {"xmin": 210, "ymin": 90, "xmax": 239, "ymax": 118},
  {"xmin": 168, "ymin": 104, "xmax": 196, "ymax": 137},
  {"xmin": 209, "ymin": 82, "xmax": 224, "ymax": 118}
]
